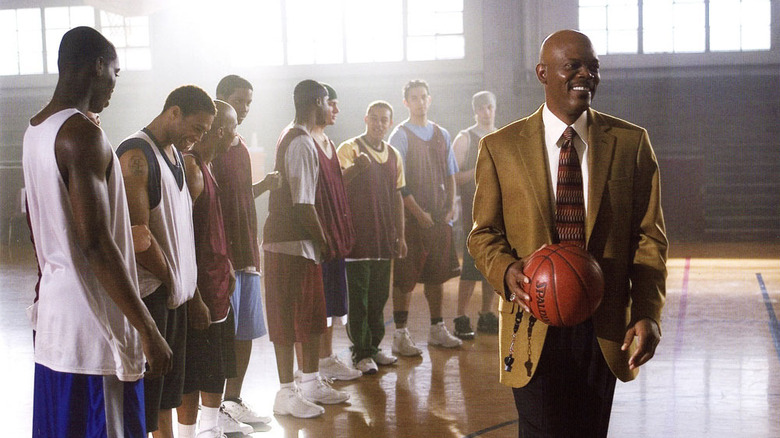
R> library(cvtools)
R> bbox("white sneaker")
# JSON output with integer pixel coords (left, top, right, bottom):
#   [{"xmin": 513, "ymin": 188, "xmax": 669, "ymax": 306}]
[
  {"xmin": 392, "ymin": 328, "xmax": 422, "ymax": 356},
  {"xmin": 217, "ymin": 408, "xmax": 253, "ymax": 434},
  {"xmin": 374, "ymin": 349, "xmax": 398, "ymax": 366},
  {"xmin": 319, "ymin": 355, "xmax": 362, "ymax": 381},
  {"xmin": 221, "ymin": 399, "xmax": 271, "ymax": 424},
  {"xmin": 300, "ymin": 376, "xmax": 350, "ymax": 404},
  {"xmin": 428, "ymin": 321, "xmax": 463, "ymax": 348},
  {"xmin": 273, "ymin": 386, "xmax": 324, "ymax": 418},
  {"xmin": 196, "ymin": 426, "xmax": 226, "ymax": 438},
  {"xmin": 356, "ymin": 357, "xmax": 378, "ymax": 374}
]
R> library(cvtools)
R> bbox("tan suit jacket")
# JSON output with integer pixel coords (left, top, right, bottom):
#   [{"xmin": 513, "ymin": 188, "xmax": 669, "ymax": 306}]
[{"xmin": 467, "ymin": 105, "xmax": 667, "ymax": 387}]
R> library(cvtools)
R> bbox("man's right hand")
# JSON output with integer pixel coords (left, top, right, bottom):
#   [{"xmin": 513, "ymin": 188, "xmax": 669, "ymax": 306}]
[
  {"xmin": 504, "ymin": 260, "xmax": 531, "ymax": 313},
  {"xmin": 188, "ymin": 294, "xmax": 211, "ymax": 330},
  {"xmin": 416, "ymin": 211, "xmax": 435, "ymax": 229},
  {"xmin": 142, "ymin": 329, "xmax": 172, "ymax": 378}
]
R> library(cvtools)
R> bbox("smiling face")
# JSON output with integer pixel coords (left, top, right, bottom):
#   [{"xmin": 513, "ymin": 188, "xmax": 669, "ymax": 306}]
[
  {"xmin": 171, "ymin": 109, "xmax": 214, "ymax": 151},
  {"xmin": 364, "ymin": 106, "xmax": 393, "ymax": 144},
  {"xmin": 536, "ymin": 30, "xmax": 600, "ymax": 125}
]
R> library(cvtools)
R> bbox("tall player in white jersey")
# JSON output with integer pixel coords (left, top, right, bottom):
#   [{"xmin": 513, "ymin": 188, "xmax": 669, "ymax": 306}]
[{"xmin": 23, "ymin": 27, "xmax": 171, "ymax": 437}]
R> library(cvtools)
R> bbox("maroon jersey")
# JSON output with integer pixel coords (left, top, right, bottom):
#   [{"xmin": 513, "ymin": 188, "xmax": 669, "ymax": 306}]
[
  {"xmin": 212, "ymin": 135, "xmax": 260, "ymax": 270},
  {"xmin": 186, "ymin": 150, "xmax": 232, "ymax": 321},
  {"xmin": 344, "ymin": 137, "xmax": 398, "ymax": 259},
  {"xmin": 314, "ymin": 139, "xmax": 355, "ymax": 260}
]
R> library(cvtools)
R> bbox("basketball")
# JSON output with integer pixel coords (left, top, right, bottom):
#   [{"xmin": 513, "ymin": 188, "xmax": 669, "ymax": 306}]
[{"xmin": 521, "ymin": 243, "xmax": 605, "ymax": 327}]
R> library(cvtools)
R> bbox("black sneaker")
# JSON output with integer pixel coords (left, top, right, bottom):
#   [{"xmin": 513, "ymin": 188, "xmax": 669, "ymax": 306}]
[
  {"xmin": 477, "ymin": 311, "xmax": 499, "ymax": 334},
  {"xmin": 454, "ymin": 315, "xmax": 475, "ymax": 340}
]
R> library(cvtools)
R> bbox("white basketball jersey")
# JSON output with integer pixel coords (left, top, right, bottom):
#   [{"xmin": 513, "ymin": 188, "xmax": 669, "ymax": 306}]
[
  {"xmin": 23, "ymin": 108, "xmax": 144, "ymax": 381},
  {"xmin": 122, "ymin": 130, "xmax": 197, "ymax": 309}
]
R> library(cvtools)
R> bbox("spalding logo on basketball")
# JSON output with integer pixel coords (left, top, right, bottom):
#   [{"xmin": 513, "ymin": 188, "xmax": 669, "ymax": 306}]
[{"xmin": 521, "ymin": 243, "xmax": 604, "ymax": 327}]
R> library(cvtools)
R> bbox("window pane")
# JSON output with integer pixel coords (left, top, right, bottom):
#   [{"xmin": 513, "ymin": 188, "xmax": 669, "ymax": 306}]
[
  {"xmin": 228, "ymin": 0, "xmax": 284, "ymax": 67},
  {"xmin": 607, "ymin": 29, "xmax": 637, "ymax": 53},
  {"xmin": 17, "ymin": 8, "xmax": 41, "ymax": 30},
  {"xmin": 0, "ymin": 52, "xmax": 19, "ymax": 75},
  {"xmin": 709, "ymin": 26, "xmax": 741, "ymax": 51},
  {"xmin": 741, "ymin": 25, "xmax": 770, "ymax": 50},
  {"xmin": 408, "ymin": 8, "xmax": 434, "ymax": 36},
  {"xmin": 44, "ymin": 7, "xmax": 69, "ymax": 29},
  {"xmin": 584, "ymin": 29, "xmax": 608, "ymax": 54},
  {"xmin": 126, "ymin": 20, "xmax": 149, "ymax": 47},
  {"xmin": 644, "ymin": 27, "xmax": 675, "ymax": 53},
  {"xmin": 19, "ymin": 47, "xmax": 43, "ymax": 74},
  {"xmin": 435, "ymin": 0, "xmax": 463, "ymax": 12},
  {"xmin": 741, "ymin": 0, "xmax": 770, "ymax": 27},
  {"xmin": 436, "ymin": 11, "xmax": 463, "ymax": 34},
  {"xmin": 344, "ymin": 0, "xmax": 403, "ymax": 63},
  {"xmin": 673, "ymin": 2, "xmax": 704, "ymax": 30},
  {"xmin": 407, "ymin": 35, "xmax": 436, "ymax": 61},
  {"xmin": 45, "ymin": 28, "xmax": 66, "ymax": 73},
  {"xmin": 709, "ymin": 0, "xmax": 738, "ymax": 29},
  {"xmin": 643, "ymin": 2, "xmax": 673, "ymax": 30},
  {"xmin": 287, "ymin": 0, "xmax": 344, "ymax": 65},
  {"xmin": 100, "ymin": 11, "xmax": 124, "ymax": 28},
  {"xmin": 125, "ymin": 47, "xmax": 151, "ymax": 70},
  {"xmin": 70, "ymin": 6, "xmax": 95, "ymax": 27},
  {"xmin": 607, "ymin": 4, "xmax": 637, "ymax": 31},
  {"xmin": 103, "ymin": 26, "xmax": 127, "ymax": 47},
  {"xmin": 580, "ymin": 0, "xmax": 608, "ymax": 6},
  {"xmin": 436, "ymin": 34, "xmax": 464, "ymax": 59},
  {"xmin": 579, "ymin": 6, "xmax": 606, "ymax": 31},
  {"xmin": 673, "ymin": 25, "xmax": 705, "ymax": 52}
]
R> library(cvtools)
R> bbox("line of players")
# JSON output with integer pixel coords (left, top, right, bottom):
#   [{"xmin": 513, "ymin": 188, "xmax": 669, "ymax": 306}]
[{"xmin": 25, "ymin": 27, "xmax": 502, "ymax": 438}]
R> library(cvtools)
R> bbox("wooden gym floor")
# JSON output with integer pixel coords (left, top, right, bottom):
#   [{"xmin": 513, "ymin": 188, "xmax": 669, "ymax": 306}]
[{"xmin": 2, "ymin": 241, "xmax": 779, "ymax": 437}]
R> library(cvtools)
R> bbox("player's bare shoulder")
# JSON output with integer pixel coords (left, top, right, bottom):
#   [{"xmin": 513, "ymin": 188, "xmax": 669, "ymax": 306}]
[{"xmin": 55, "ymin": 112, "xmax": 113, "ymax": 179}]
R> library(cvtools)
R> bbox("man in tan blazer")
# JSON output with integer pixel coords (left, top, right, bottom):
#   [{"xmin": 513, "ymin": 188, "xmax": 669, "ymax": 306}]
[{"xmin": 468, "ymin": 30, "xmax": 667, "ymax": 437}]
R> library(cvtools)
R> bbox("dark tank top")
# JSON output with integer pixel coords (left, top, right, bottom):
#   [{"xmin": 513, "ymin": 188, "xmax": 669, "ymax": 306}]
[
  {"xmin": 186, "ymin": 150, "xmax": 232, "ymax": 321},
  {"xmin": 314, "ymin": 139, "xmax": 355, "ymax": 260},
  {"xmin": 345, "ymin": 137, "xmax": 398, "ymax": 259}
]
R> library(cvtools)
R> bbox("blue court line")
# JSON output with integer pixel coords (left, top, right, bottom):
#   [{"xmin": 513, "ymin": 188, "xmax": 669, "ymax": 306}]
[
  {"xmin": 756, "ymin": 273, "xmax": 780, "ymax": 362},
  {"xmin": 463, "ymin": 419, "xmax": 519, "ymax": 437}
]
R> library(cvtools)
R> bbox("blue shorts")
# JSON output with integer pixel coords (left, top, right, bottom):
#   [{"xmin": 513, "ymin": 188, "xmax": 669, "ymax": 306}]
[
  {"xmin": 33, "ymin": 363, "xmax": 145, "ymax": 438},
  {"xmin": 230, "ymin": 270, "xmax": 267, "ymax": 341}
]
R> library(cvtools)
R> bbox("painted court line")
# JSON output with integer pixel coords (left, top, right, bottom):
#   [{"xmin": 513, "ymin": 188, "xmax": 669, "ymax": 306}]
[{"xmin": 756, "ymin": 273, "xmax": 780, "ymax": 362}]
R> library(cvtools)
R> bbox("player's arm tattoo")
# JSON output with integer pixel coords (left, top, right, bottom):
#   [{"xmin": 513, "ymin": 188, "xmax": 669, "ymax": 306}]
[{"xmin": 129, "ymin": 155, "xmax": 145, "ymax": 176}]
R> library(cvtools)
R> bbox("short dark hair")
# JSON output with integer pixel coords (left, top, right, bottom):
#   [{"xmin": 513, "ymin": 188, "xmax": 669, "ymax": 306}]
[
  {"xmin": 216, "ymin": 75, "xmax": 253, "ymax": 99},
  {"xmin": 403, "ymin": 79, "xmax": 430, "ymax": 100},
  {"xmin": 366, "ymin": 100, "xmax": 393, "ymax": 119},
  {"xmin": 293, "ymin": 79, "xmax": 327, "ymax": 115},
  {"xmin": 163, "ymin": 85, "xmax": 216, "ymax": 117},
  {"xmin": 57, "ymin": 26, "xmax": 116, "ymax": 74}
]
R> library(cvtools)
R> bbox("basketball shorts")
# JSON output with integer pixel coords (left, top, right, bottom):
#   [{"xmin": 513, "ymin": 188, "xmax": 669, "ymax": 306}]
[
  {"xmin": 230, "ymin": 270, "xmax": 268, "ymax": 340},
  {"xmin": 393, "ymin": 221, "xmax": 461, "ymax": 293},
  {"xmin": 183, "ymin": 310, "xmax": 237, "ymax": 394},
  {"xmin": 141, "ymin": 285, "xmax": 187, "ymax": 432},
  {"xmin": 264, "ymin": 251, "xmax": 327, "ymax": 344},
  {"xmin": 33, "ymin": 363, "xmax": 145, "ymax": 438}
]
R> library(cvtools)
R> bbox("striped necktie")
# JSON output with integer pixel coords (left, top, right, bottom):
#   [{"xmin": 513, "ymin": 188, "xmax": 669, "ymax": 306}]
[{"xmin": 555, "ymin": 126, "xmax": 585, "ymax": 248}]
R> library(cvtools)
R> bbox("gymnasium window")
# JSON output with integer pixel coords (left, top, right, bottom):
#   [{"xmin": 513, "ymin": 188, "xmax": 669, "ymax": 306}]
[
  {"xmin": 221, "ymin": 0, "xmax": 464, "ymax": 66},
  {"xmin": 0, "ymin": 6, "xmax": 152, "ymax": 76},
  {"xmin": 0, "ymin": 8, "xmax": 44, "ymax": 75},
  {"xmin": 579, "ymin": 0, "xmax": 772, "ymax": 55}
]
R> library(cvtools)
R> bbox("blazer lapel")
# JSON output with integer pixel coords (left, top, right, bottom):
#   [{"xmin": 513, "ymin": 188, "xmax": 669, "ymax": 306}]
[
  {"xmin": 586, "ymin": 109, "xmax": 616, "ymax": 242},
  {"xmin": 516, "ymin": 107, "xmax": 555, "ymax": 239}
]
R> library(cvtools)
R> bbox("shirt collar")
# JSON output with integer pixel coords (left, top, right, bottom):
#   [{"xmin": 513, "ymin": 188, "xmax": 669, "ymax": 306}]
[{"xmin": 542, "ymin": 104, "xmax": 589, "ymax": 146}]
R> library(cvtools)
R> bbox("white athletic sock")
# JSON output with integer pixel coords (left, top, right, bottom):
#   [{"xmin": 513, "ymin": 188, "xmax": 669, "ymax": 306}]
[
  {"xmin": 199, "ymin": 405, "xmax": 220, "ymax": 432},
  {"xmin": 178, "ymin": 422, "xmax": 196, "ymax": 438},
  {"xmin": 280, "ymin": 381, "xmax": 295, "ymax": 390},
  {"xmin": 300, "ymin": 371, "xmax": 318, "ymax": 391}
]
